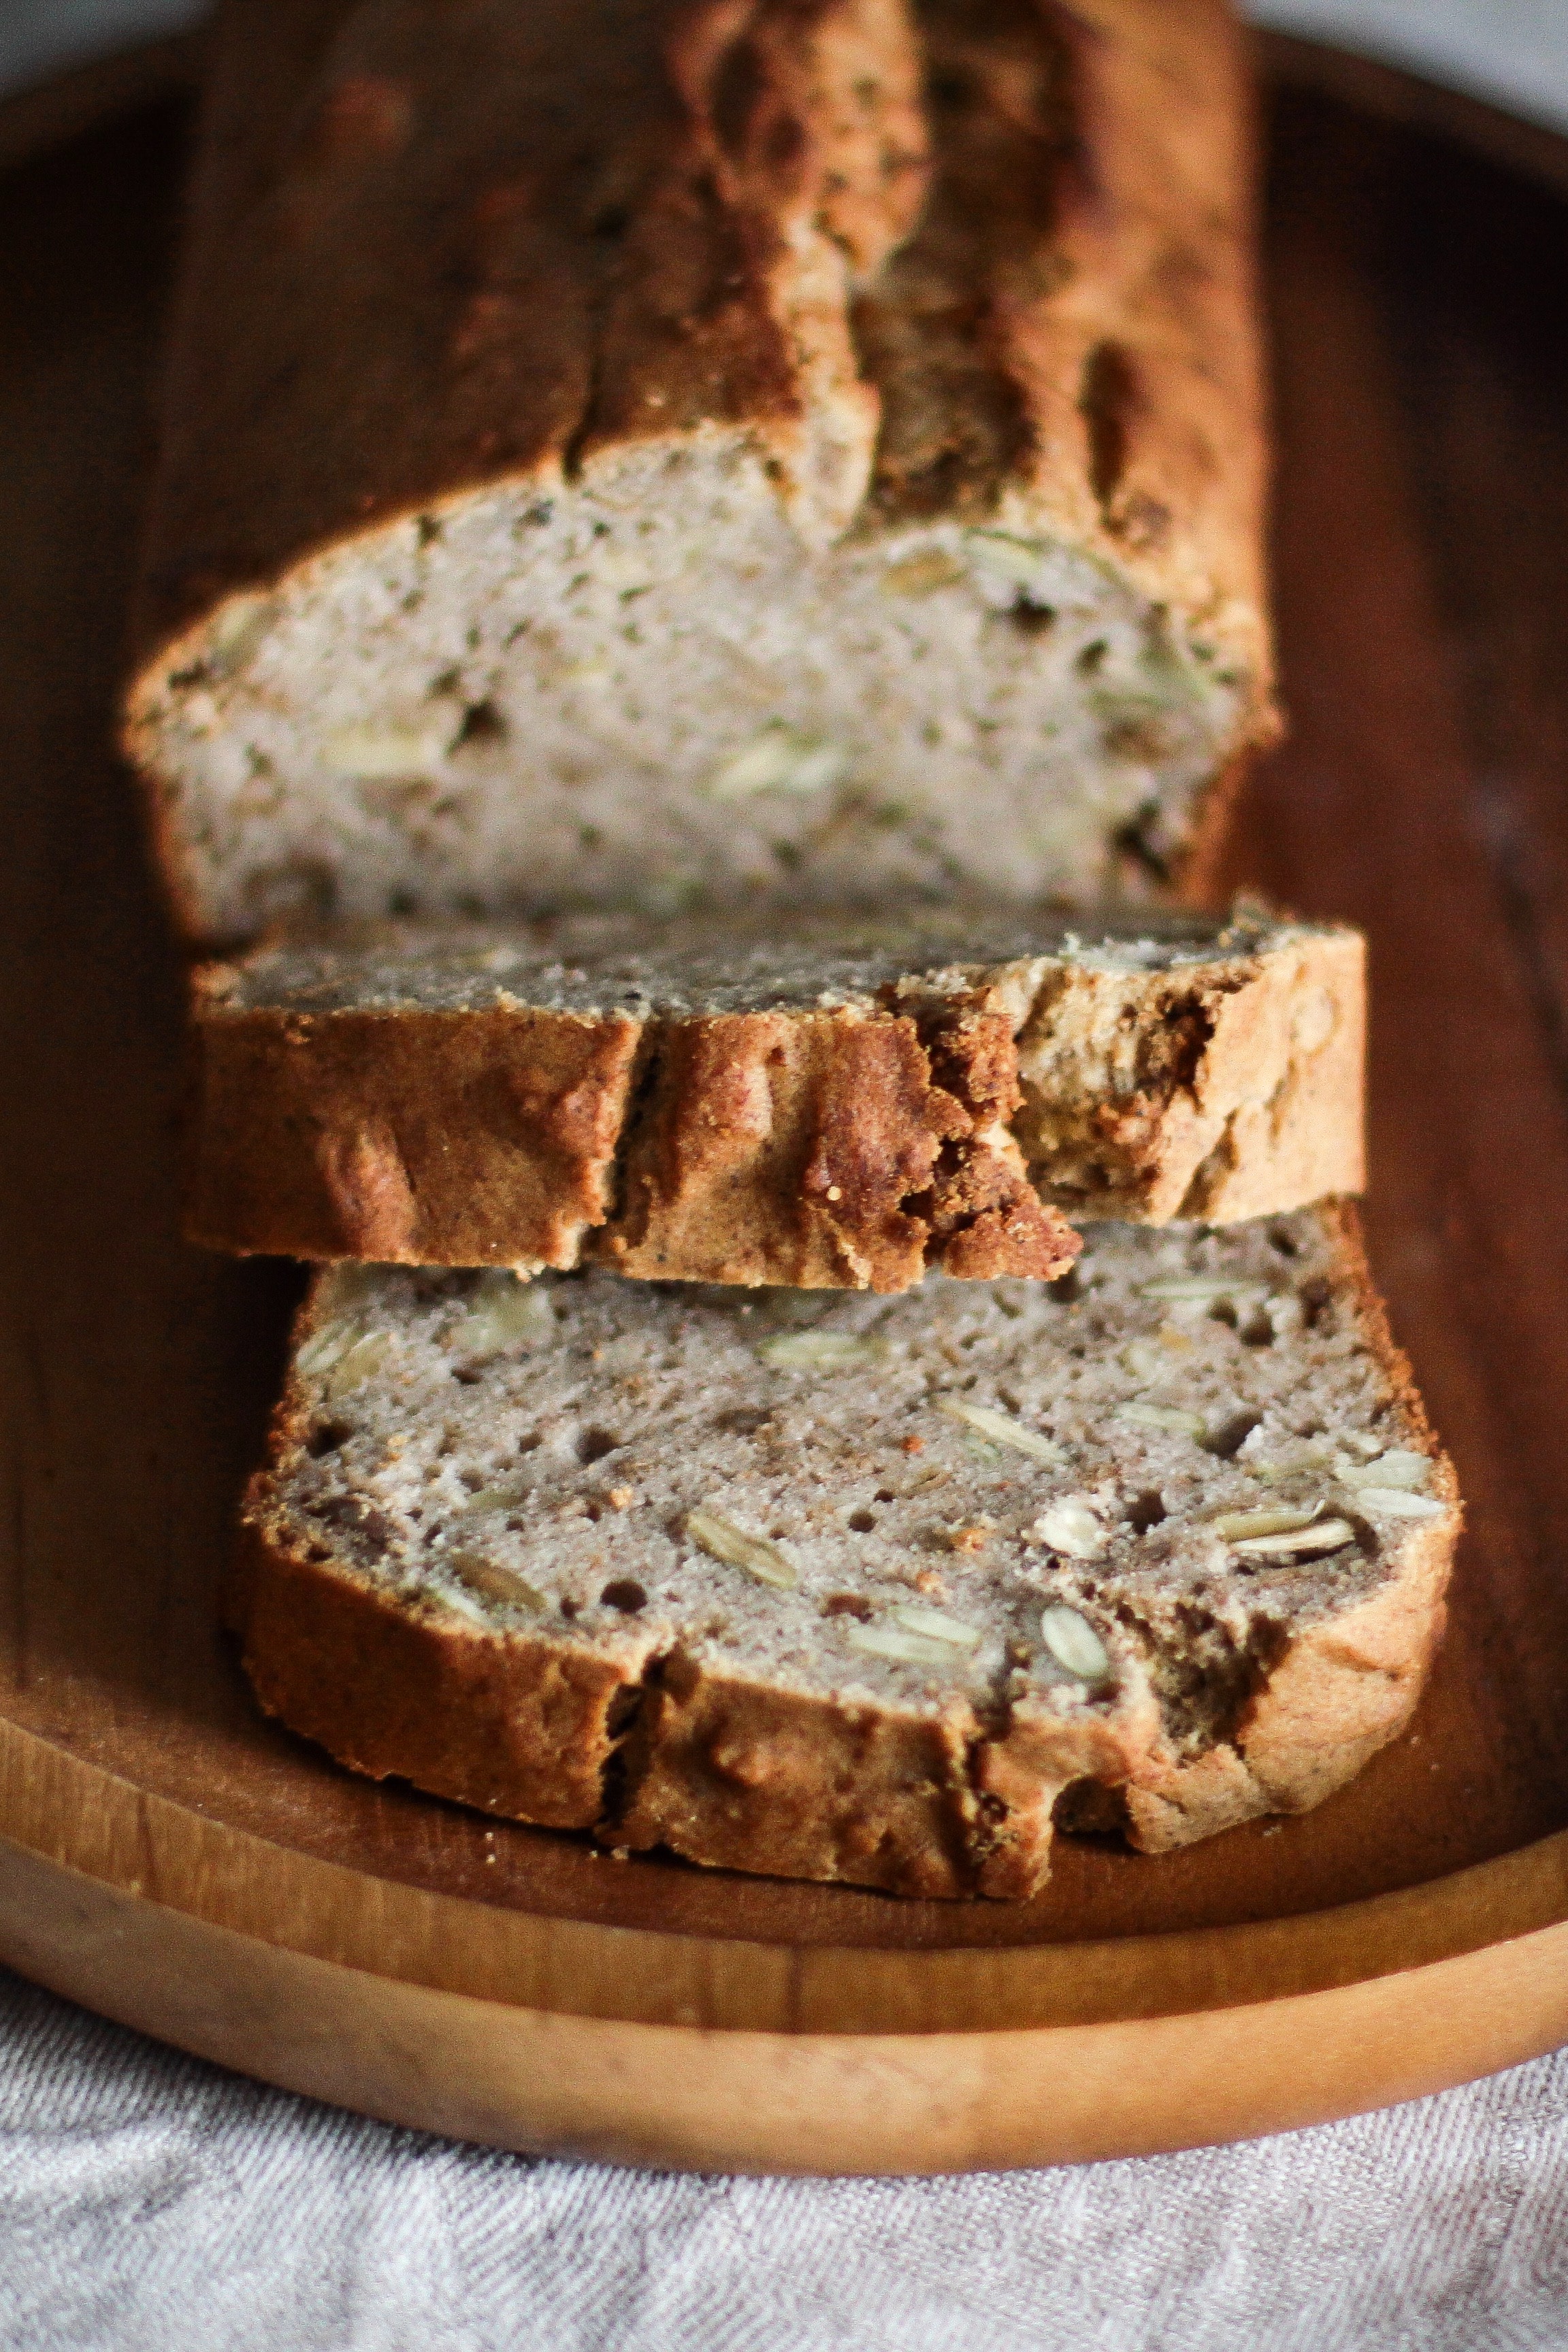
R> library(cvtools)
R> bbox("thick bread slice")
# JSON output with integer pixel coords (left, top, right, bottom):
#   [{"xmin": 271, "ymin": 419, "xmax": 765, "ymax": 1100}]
[
  {"xmin": 189, "ymin": 906, "xmax": 1363, "ymax": 1289},
  {"xmin": 233, "ymin": 1204, "xmax": 1458, "ymax": 1899},
  {"xmin": 125, "ymin": 0, "xmax": 1275, "ymax": 943}
]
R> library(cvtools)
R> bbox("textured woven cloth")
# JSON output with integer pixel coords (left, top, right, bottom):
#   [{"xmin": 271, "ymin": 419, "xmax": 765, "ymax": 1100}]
[
  {"xmin": 1245, "ymin": 0, "xmax": 1568, "ymax": 137},
  {"xmin": 3, "ymin": 1964, "xmax": 1568, "ymax": 2352},
  {"xmin": 2, "ymin": 3, "xmax": 1567, "ymax": 2346}
]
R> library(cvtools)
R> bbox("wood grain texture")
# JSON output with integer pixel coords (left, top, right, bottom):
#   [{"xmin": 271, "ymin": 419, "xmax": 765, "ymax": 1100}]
[{"xmin": 0, "ymin": 51, "xmax": 1566, "ymax": 2172}]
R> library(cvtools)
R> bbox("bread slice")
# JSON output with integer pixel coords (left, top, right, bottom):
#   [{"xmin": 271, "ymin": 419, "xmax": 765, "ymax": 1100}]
[
  {"xmin": 125, "ymin": 0, "xmax": 1275, "ymax": 943},
  {"xmin": 188, "ymin": 905, "xmax": 1362, "ymax": 1291},
  {"xmin": 233, "ymin": 1203, "xmax": 1457, "ymax": 1899}
]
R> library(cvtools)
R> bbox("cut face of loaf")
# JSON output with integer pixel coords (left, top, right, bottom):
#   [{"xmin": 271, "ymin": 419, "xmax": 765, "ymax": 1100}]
[
  {"xmin": 189, "ymin": 906, "xmax": 1365, "ymax": 1289},
  {"xmin": 125, "ymin": 0, "xmax": 1275, "ymax": 942},
  {"xmin": 233, "ymin": 1205, "xmax": 1458, "ymax": 1901}
]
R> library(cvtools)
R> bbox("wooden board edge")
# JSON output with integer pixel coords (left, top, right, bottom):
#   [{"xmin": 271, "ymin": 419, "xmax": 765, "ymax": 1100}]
[
  {"xmin": 5, "ymin": 1714, "xmax": 1568, "ymax": 2037},
  {"xmin": 0, "ymin": 31, "xmax": 205, "ymax": 175},
  {"xmin": 1256, "ymin": 27, "xmax": 1568, "ymax": 202},
  {"xmin": 2, "ymin": 1824, "xmax": 1566, "ymax": 2174}
]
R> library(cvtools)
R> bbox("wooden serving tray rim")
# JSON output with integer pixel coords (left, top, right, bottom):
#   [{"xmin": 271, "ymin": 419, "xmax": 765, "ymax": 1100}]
[
  {"xmin": 10, "ymin": 1710, "xmax": 1567, "ymax": 2037},
  {"xmin": 5, "ymin": 44, "xmax": 1568, "ymax": 2177}
]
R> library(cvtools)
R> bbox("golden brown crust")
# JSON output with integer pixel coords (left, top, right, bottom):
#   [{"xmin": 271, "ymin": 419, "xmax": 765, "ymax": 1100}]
[
  {"xmin": 186, "ymin": 919, "xmax": 1362, "ymax": 1284},
  {"xmin": 615, "ymin": 1656, "xmax": 983, "ymax": 1899},
  {"xmin": 187, "ymin": 970, "xmax": 643, "ymax": 1267},
  {"xmin": 1015, "ymin": 928, "xmax": 1366, "ymax": 1225},
  {"xmin": 235, "ymin": 1513, "xmax": 644, "ymax": 1829},
  {"xmin": 189, "ymin": 984, "xmax": 1081, "ymax": 1289},
  {"xmin": 967, "ymin": 1688, "xmax": 1160, "ymax": 1899}
]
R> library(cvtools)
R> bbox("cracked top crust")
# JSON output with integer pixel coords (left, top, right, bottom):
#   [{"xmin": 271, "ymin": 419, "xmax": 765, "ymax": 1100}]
[
  {"xmin": 125, "ymin": 0, "xmax": 1275, "ymax": 938},
  {"xmin": 233, "ymin": 1203, "xmax": 1458, "ymax": 1899},
  {"xmin": 188, "ymin": 904, "xmax": 1364, "ymax": 1286}
]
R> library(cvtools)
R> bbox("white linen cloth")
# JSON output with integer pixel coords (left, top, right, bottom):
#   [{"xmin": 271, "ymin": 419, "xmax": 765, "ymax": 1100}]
[
  {"xmin": 1244, "ymin": 0, "xmax": 1568, "ymax": 137},
  {"xmin": 1, "ymin": 4, "xmax": 1567, "ymax": 2345},
  {"xmin": 4, "ymin": 1963, "xmax": 1568, "ymax": 2351}
]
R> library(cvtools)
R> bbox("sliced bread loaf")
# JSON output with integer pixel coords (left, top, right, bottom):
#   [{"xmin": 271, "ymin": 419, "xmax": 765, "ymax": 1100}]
[
  {"xmin": 233, "ymin": 1203, "xmax": 1457, "ymax": 1899},
  {"xmin": 189, "ymin": 905, "xmax": 1362, "ymax": 1289},
  {"xmin": 125, "ymin": 0, "xmax": 1274, "ymax": 941}
]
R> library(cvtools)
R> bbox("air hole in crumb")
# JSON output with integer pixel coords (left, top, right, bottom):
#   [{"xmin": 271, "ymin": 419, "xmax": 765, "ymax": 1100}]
[
  {"xmin": 1127, "ymin": 1489, "xmax": 1166, "ymax": 1533},
  {"xmin": 576, "ymin": 1427, "xmax": 621, "ymax": 1463},
  {"xmin": 821, "ymin": 1594, "xmax": 873, "ymax": 1621},
  {"xmin": 1049, "ymin": 1267, "xmax": 1082, "ymax": 1303},
  {"xmin": 848, "ymin": 1509, "xmax": 877, "ymax": 1533},
  {"xmin": 1076, "ymin": 638, "xmax": 1109, "ymax": 676},
  {"xmin": 451, "ymin": 1367, "xmax": 483, "ymax": 1386},
  {"xmin": 1111, "ymin": 808, "xmax": 1170, "ymax": 887},
  {"xmin": 306, "ymin": 1418, "xmax": 353, "ymax": 1458},
  {"xmin": 1269, "ymin": 1226, "xmax": 1300, "ymax": 1257},
  {"xmin": 1298, "ymin": 1277, "xmax": 1332, "ymax": 1329},
  {"xmin": 517, "ymin": 1432, "xmax": 543, "ymax": 1456},
  {"xmin": 874, "ymin": 1488, "xmax": 896, "ymax": 1504},
  {"xmin": 715, "ymin": 1405, "xmax": 771, "ymax": 1436},
  {"xmin": 1240, "ymin": 1309, "xmax": 1276, "ymax": 1347},
  {"xmin": 415, "ymin": 513, "xmax": 442, "ymax": 547},
  {"xmin": 1205, "ymin": 1408, "xmax": 1262, "ymax": 1460},
  {"xmin": 601, "ymin": 1579, "xmax": 647, "ymax": 1614},
  {"xmin": 1009, "ymin": 595, "xmax": 1056, "ymax": 636},
  {"xmin": 584, "ymin": 1501, "xmax": 604, "ymax": 1523},
  {"xmin": 559, "ymin": 1596, "xmax": 580, "ymax": 1618},
  {"xmin": 1207, "ymin": 1298, "xmax": 1239, "ymax": 1330},
  {"xmin": 455, "ymin": 699, "xmax": 507, "ymax": 748}
]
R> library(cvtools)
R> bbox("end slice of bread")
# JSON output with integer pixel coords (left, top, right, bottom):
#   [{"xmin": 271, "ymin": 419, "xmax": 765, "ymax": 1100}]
[
  {"xmin": 234, "ymin": 1203, "xmax": 1456, "ymax": 1899},
  {"xmin": 122, "ymin": 0, "xmax": 1275, "ymax": 941},
  {"xmin": 189, "ymin": 904, "xmax": 1363, "ymax": 1292}
]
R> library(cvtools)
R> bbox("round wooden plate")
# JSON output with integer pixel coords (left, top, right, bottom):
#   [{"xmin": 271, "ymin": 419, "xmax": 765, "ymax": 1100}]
[{"xmin": 4, "ymin": 40, "xmax": 1568, "ymax": 2178}]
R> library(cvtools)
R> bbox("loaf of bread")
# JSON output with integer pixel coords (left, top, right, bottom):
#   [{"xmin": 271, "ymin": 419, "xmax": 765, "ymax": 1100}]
[
  {"xmin": 233, "ymin": 1203, "xmax": 1457, "ymax": 1899},
  {"xmin": 189, "ymin": 904, "xmax": 1362, "ymax": 1287},
  {"xmin": 125, "ymin": 0, "xmax": 1275, "ymax": 943}
]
